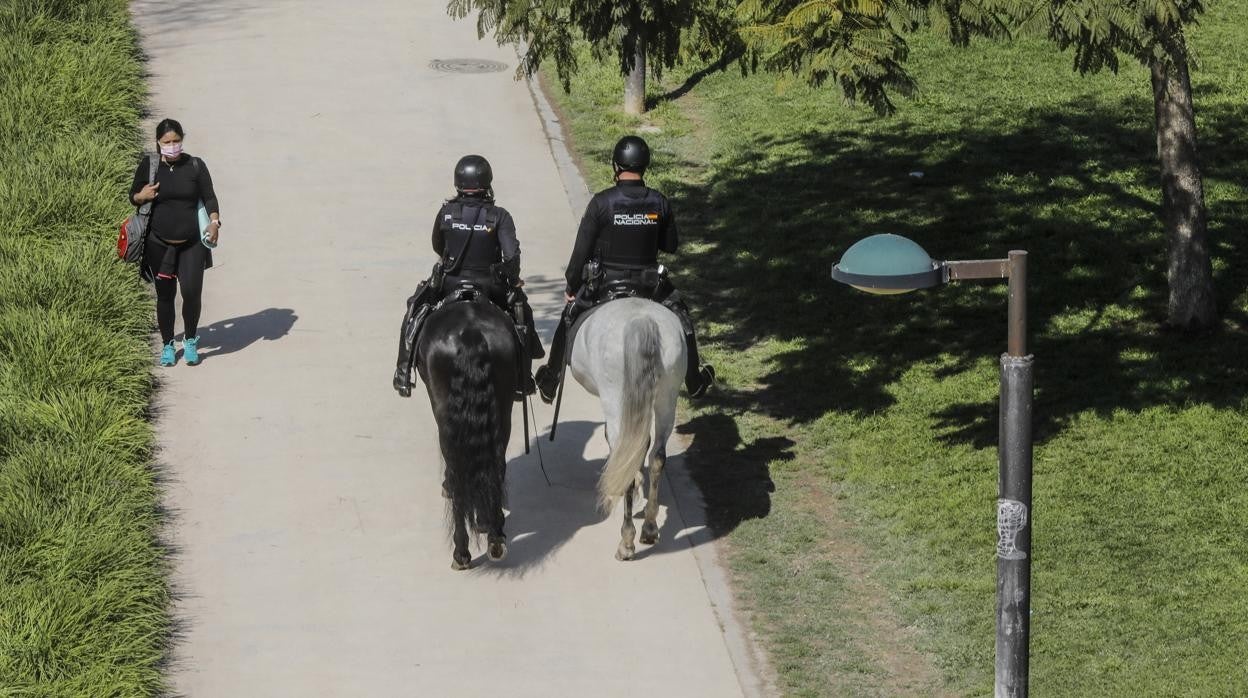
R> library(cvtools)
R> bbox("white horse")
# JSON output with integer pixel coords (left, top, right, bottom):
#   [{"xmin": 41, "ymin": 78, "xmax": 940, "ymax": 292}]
[{"xmin": 567, "ymin": 297, "xmax": 686, "ymax": 561}]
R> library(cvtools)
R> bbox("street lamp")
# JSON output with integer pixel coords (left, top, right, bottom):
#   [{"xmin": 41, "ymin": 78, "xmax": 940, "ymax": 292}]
[{"xmin": 831, "ymin": 234, "xmax": 1034, "ymax": 698}]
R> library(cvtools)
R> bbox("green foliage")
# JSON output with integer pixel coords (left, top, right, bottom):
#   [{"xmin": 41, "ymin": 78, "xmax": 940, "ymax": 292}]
[
  {"xmin": 1009, "ymin": 0, "xmax": 1206, "ymax": 72},
  {"xmin": 448, "ymin": 0, "xmax": 741, "ymax": 88},
  {"xmin": 0, "ymin": 0, "xmax": 167, "ymax": 694},
  {"xmin": 543, "ymin": 1, "xmax": 1248, "ymax": 690},
  {"xmin": 736, "ymin": 0, "xmax": 1006, "ymax": 114}
]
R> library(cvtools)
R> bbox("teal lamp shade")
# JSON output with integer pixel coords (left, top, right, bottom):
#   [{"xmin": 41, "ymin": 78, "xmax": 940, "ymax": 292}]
[{"xmin": 831, "ymin": 234, "xmax": 943, "ymax": 295}]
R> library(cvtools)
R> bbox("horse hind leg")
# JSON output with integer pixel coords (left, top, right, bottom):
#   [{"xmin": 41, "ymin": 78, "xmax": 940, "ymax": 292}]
[
  {"xmin": 641, "ymin": 392, "xmax": 676, "ymax": 545},
  {"xmin": 616, "ymin": 481, "xmax": 637, "ymax": 561},
  {"xmin": 454, "ymin": 524, "xmax": 471, "ymax": 569},
  {"xmin": 451, "ymin": 503, "xmax": 472, "ymax": 570},
  {"xmin": 640, "ymin": 445, "xmax": 666, "ymax": 545},
  {"xmin": 487, "ymin": 492, "xmax": 507, "ymax": 562}
]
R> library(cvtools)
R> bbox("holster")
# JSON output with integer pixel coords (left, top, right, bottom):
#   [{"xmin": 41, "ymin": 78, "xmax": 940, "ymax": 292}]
[{"xmin": 582, "ymin": 259, "xmax": 603, "ymax": 295}]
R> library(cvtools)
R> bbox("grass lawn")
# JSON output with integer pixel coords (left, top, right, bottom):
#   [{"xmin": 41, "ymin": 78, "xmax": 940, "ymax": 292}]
[
  {"xmin": 542, "ymin": 3, "xmax": 1248, "ymax": 695},
  {"xmin": 0, "ymin": 0, "xmax": 168, "ymax": 694}
]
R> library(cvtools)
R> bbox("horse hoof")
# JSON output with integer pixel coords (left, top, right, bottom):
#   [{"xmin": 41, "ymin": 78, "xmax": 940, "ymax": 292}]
[
  {"xmin": 451, "ymin": 556, "xmax": 472, "ymax": 571},
  {"xmin": 615, "ymin": 546, "xmax": 635, "ymax": 561},
  {"xmin": 488, "ymin": 541, "xmax": 507, "ymax": 561},
  {"xmin": 639, "ymin": 531, "xmax": 659, "ymax": 546}
]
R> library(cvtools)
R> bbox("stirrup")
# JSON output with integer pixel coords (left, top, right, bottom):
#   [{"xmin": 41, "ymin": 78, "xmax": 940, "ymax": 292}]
[
  {"xmin": 688, "ymin": 365, "xmax": 716, "ymax": 399},
  {"xmin": 534, "ymin": 364, "xmax": 558, "ymax": 404},
  {"xmin": 393, "ymin": 367, "xmax": 412, "ymax": 398},
  {"xmin": 515, "ymin": 373, "xmax": 536, "ymax": 402}
]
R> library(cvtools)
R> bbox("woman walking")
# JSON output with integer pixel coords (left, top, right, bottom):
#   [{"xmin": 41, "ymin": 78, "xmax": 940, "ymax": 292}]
[{"xmin": 129, "ymin": 118, "xmax": 221, "ymax": 366}]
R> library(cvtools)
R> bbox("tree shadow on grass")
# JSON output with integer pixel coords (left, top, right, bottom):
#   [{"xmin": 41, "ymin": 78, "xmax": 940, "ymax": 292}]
[{"xmin": 663, "ymin": 94, "xmax": 1248, "ymax": 448}]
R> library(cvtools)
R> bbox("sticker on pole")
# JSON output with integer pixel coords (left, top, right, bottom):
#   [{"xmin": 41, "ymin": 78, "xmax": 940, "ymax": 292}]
[{"xmin": 996, "ymin": 499, "xmax": 1028, "ymax": 560}]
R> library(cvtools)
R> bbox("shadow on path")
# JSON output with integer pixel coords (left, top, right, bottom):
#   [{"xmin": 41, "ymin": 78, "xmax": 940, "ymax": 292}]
[
  {"xmin": 473, "ymin": 420, "xmax": 607, "ymax": 576},
  {"xmin": 472, "ymin": 417, "xmax": 729, "ymax": 574},
  {"xmin": 179, "ymin": 307, "xmax": 297, "ymax": 361}
]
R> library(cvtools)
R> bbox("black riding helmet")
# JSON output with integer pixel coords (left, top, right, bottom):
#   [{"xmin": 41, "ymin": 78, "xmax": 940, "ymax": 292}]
[
  {"xmin": 612, "ymin": 136, "xmax": 650, "ymax": 174},
  {"xmin": 454, "ymin": 154, "xmax": 493, "ymax": 191}
]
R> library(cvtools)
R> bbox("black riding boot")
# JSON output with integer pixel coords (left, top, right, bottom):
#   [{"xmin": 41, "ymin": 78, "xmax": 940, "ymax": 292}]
[
  {"xmin": 507, "ymin": 289, "xmax": 542, "ymax": 400},
  {"xmin": 683, "ymin": 329, "xmax": 716, "ymax": 398},
  {"xmin": 394, "ymin": 282, "xmax": 432, "ymax": 397},
  {"xmin": 534, "ymin": 306, "xmax": 571, "ymax": 404},
  {"xmin": 509, "ymin": 289, "xmax": 545, "ymax": 361},
  {"xmin": 662, "ymin": 295, "xmax": 715, "ymax": 398}
]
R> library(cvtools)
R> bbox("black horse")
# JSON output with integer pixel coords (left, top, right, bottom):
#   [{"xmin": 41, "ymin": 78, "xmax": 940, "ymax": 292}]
[{"xmin": 416, "ymin": 295, "xmax": 518, "ymax": 570}]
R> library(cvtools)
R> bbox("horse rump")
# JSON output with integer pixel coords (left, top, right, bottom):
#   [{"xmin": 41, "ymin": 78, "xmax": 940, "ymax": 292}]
[
  {"xmin": 426, "ymin": 320, "xmax": 510, "ymax": 568},
  {"xmin": 597, "ymin": 315, "xmax": 662, "ymax": 511}
]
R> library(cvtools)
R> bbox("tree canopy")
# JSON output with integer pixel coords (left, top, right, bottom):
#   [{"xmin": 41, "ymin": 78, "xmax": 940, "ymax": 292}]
[
  {"xmin": 448, "ymin": 0, "xmax": 740, "ymax": 90},
  {"xmin": 736, "ymin": 0, "xmax": 1006, "ymax": 114}
]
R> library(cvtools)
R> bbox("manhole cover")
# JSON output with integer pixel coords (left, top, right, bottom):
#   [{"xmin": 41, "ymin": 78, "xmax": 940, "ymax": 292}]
[{"xmin": 429, "ymin": 58, "xmax": 509, "ymax": 74}]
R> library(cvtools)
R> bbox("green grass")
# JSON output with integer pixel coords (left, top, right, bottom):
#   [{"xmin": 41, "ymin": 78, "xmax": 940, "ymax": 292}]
[
  {"xmin": 0, "ymin": 0, "xmax": 168, "ymax": 694},
  {"xmin": 543, "ymin": 4, "xmax": 1248, "ymax": 695}
]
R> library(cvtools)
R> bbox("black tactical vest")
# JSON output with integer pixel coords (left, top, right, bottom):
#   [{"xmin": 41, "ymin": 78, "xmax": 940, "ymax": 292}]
[
  {"xmin": 596, "ymin": 186, "xmax": 664, "ymax": 268},
  {"xmin": 440, "ymin": 201, "xmax": 502, "ymax": 274}
]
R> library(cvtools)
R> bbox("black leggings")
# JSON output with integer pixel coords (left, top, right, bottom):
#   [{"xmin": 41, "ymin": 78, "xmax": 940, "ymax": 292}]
[{"xmin": 144, "ymin": 237, "xmax": 207, "ymax": 344}]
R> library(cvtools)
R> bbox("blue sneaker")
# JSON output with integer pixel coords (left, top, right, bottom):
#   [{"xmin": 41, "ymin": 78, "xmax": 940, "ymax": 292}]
[
  {"xmin": 160, "ymin": 340, "xmax": 177, "ymax": 367},
  {"xmin": 184, "ymin": 336, "xmax": 200, "ymax": 365}
]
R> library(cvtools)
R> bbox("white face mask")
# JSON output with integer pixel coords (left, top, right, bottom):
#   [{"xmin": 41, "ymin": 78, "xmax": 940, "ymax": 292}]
[{"xmin": 159, "ymin": 142, "xmax": 183, "ymax": 158}]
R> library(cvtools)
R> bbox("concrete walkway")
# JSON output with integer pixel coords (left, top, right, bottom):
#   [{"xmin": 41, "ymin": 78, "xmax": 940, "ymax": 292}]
[{"xmin": 133, "ymin": 1, "xmax": 765, "ymax": 695}]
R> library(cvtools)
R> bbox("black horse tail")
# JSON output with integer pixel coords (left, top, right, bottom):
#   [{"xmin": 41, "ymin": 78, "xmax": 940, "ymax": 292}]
[
  {"xmin": 597, "ymin": 315, "xmax": 661, "ymax": 511},
  {"xmin": 440, "ymin": 327, "xmax": 505, "ymax": 536}
]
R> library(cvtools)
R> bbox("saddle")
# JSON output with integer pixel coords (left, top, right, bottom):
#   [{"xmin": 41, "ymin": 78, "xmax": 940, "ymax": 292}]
[
  {"xmin": 423, "ymin": 281, "xmax": 533, "ymax": 393},
  {"xmin": 435, "ymin": 281, "xmax": 492, "ymax": 310},
  {"xmin": 600, "ymin": 279, "xmax": 647, "ymax": 301}
]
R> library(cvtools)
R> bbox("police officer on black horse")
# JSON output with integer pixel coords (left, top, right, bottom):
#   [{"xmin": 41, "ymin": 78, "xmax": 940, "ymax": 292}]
[
  {"xmin": 534, "ymin": 135, "xmax": 714, "ymax": 403},
  {"xmin": 393, "ymin": 154, "xmax": 543, "ymax": 398}
]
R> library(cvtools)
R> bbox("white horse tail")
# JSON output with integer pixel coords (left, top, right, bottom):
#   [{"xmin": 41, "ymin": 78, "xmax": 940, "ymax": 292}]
[{"xmin": 598, "ymin": 314, "xmax": 662, "ymax": 511}]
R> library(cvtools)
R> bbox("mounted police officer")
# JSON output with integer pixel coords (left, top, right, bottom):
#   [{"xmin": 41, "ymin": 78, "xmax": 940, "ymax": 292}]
[
  {"xmin": 533, "ymin": 135, "xmax": 714, "ymax": 403},
  {"xmin": 393, "ymin": 154, "xmax": 543, "ymax": 398}
]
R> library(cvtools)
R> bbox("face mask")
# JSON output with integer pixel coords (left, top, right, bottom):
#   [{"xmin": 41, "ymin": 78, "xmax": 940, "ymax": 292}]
[{"xmin": 159, "ymin": 142, "xmax": 183, "ymax": 158}]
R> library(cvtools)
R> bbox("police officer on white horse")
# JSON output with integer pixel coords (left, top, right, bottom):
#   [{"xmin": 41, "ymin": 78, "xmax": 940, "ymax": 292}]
[
  {"xmin": 393, "ymin": 154, "xmax": 543, "ymax": 398},
  {"xmin": 534, "ymin": 136, "xmax": 714, "ymax": 403}
]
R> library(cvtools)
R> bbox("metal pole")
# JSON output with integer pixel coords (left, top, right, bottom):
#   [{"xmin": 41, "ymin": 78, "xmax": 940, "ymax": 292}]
[
  {"xmin": 996, "ymin": 250, "xmax": 1033, "ymax": 697},
  {"xmin": 1007, "ymin": 251, "xmax": 1027, "ymax": 357}
]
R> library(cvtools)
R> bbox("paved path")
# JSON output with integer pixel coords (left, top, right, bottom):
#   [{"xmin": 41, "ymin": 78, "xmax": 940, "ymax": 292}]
[{"xmin": 133, "ymin": 1, "xmax": 764, "ymax": 695}]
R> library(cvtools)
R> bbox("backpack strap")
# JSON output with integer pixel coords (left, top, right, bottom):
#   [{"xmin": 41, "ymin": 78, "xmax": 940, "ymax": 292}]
[
  {"xmin": 483, "ymin": 205, "xmax": 501, "ymax": 233},
  {"xmin": 444, "ymin": 203, "xmax": 486, "ymax": 275},
  {"xmin": 148, "ymin": 154, "xmax": 158, "ymax": 183}
]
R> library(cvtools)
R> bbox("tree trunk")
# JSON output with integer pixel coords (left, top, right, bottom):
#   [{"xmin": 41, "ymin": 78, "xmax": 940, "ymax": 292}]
[
  {"xmin": 623, "ymin": 35, "xmax": 646, "ymax": 115},
  {"xmin": 1150, "ymin": 37, "xmax": 1217, "ymax": 331}
]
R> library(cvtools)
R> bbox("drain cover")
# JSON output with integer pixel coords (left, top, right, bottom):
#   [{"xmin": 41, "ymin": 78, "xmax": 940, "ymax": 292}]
[{"xmin": 429, "ymin": 58, "xmax": 509, "ymax": 74}]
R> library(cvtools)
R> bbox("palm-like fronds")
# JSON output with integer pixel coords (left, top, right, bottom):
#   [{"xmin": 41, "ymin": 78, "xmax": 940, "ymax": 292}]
[
  {"xmin": 995, "ymin": 0, "xmax": 1205, "ymax": 73},
  {"xmin": 450, "ymin": 0, "xmax": 742, "ymax": 89},
  {"xmin": 738, "ymin": 0, "xmax": 1008, "ymax": 114}
]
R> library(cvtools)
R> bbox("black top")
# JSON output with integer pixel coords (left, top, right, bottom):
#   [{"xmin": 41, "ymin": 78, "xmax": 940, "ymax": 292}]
[
  {"xmin": 430, "ymin": 196, "xmax": 520, "ymax": 275},
  {"xmin": 129, "ymin": 154, "xmax": 220, "ymax": 241},
  {"xmin": 564, "ymin": 180, "xmax": 677, "ymax": 294}
]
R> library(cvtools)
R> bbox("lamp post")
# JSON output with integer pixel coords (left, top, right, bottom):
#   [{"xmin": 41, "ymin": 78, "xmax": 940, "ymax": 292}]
[{"xmin": 831, "ymin": 234, "xmax": 1034, "ymax": 698}]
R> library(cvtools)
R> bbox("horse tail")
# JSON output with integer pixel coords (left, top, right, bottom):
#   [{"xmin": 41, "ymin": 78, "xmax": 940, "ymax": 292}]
[
  {"xmin": 598, "ymin": 315, "xmax": 661, "ymax": 511},
  {"xmin": 440, "ymin": 327, "xmax": 505, "ymax": 535}
]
